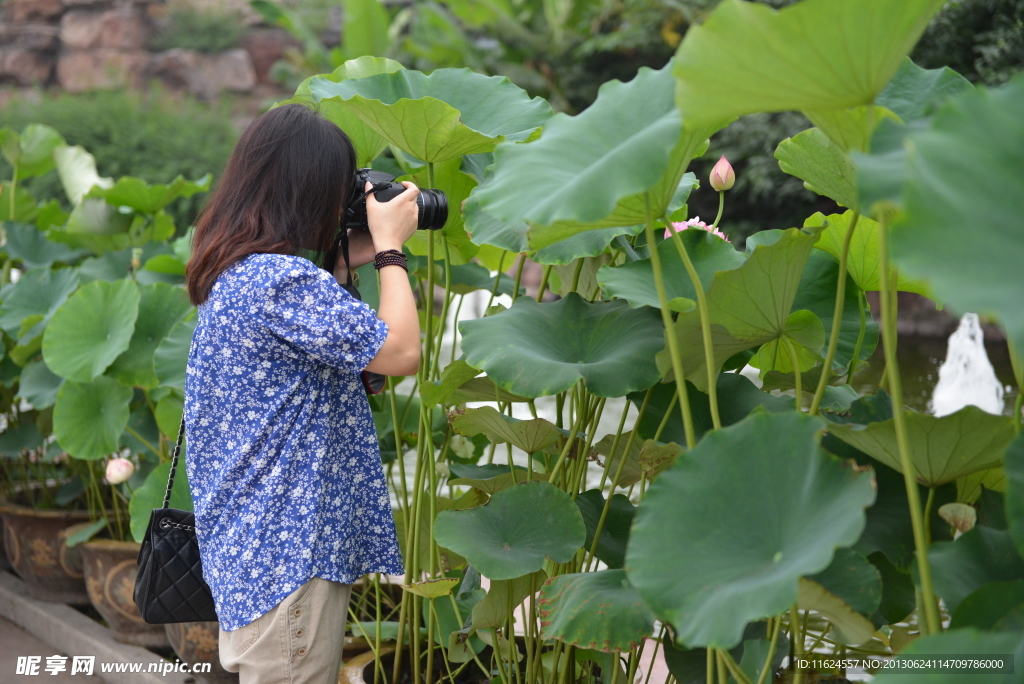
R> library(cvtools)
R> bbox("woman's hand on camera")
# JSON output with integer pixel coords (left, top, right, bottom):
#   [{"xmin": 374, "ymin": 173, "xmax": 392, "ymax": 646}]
[{"xmin": 366, "ymin": 180, "xmax": 419, "ymax": 253}]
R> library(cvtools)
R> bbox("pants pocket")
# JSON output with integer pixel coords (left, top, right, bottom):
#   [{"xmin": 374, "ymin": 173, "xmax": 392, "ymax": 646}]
[{"xmin": 225, "ymin": 614, "xmax": 262, "ymax": 656}]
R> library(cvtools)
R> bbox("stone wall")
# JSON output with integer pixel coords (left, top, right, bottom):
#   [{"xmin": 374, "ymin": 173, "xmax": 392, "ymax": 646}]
[{"xmin": 0, "ymin": 0, "xmax": 294, "ymax": 98}]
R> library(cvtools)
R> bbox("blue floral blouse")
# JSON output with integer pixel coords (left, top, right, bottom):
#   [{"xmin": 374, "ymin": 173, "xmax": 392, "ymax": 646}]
[{"xmin": 183, "ymin": 252, "xmax": 404, "ymax": 632}]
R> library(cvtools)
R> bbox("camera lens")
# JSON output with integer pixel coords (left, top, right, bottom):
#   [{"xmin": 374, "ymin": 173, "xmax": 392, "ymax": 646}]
[{"xmin": 416, "ymin": 189, "xmax": 448, "ymax": 231}]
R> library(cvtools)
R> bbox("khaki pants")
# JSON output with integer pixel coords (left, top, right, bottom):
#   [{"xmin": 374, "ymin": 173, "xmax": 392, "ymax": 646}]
[{"xmin": 219, "ymin": 577, "xmax": 353, "ymax": 684}]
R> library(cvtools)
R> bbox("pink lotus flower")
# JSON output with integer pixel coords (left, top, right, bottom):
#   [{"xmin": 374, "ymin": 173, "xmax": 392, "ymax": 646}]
[
  {"xmin": 105, "ymin": 458, "xmax": 135, "ymax": 485},
  {"xmin": 709, "ymin": 155, "xmax": 735, "ymax": 192},
  {"xmin": 664, "ymin": 217, "xmax": 731, "ymax": 243}
]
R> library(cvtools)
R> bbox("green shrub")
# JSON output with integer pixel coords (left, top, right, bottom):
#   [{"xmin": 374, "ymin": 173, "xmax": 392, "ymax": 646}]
[
  {"xmin": 148, "ymin": 6, "xmax": 248, "ymax": 54},
  {"xmin": 0, "ymin": 88, "xmax": 238, "ymax": 229}
]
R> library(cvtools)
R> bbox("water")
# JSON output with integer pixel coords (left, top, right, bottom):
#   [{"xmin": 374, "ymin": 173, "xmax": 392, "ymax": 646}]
[
  {"xmin": 852, "ymin": 326, "xmax": 1017, "ymax": 417},
  {"xmin": 929, "ymin": 314, "xmax": 1005, "ymax": 416}
]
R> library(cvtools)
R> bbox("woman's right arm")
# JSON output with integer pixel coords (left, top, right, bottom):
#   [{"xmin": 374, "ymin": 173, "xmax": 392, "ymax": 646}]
[{"xmin": 362, "ymin": 180, "xmax": 422, "ymax": 377}]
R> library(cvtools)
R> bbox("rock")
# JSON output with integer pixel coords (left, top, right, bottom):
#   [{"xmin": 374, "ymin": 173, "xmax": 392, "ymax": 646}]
[
  {"xmin": 240, "ymin": 28, "xmax": 297, "ymax": 85},
  {"xmin": 0, "ymin": 22, "xmax": 61, "ymax": 50},
  {"xmin": 57, "ymin": 48, "xmax": 147, "ymax": 91},
  {"xmin": 214, "ymin": 48, "xmax": 256, "ymax": 92},
  {"xmin": 3, "ymin": 0, "xmax": 65, "ymax": 23},
  {"xmin": 60, "ymin": 6, "xmax": 149, "ymax": 50},
  {"xmin": 0, "ymin": 47, "xmax": 55, "ymax": 85},
  {"xmin": 146, "ymin": 47, "xmax": 255, "ymax": 99}
]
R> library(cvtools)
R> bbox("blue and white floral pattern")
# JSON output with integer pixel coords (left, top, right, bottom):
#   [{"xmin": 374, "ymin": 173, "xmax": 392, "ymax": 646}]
[{"xmin": 184, "ymin": 252, "xmax": 404, "ymax": 632}]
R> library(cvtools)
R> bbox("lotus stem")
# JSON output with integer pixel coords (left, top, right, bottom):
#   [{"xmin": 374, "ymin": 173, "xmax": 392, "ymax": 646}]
[
  {"xmin": 667, "ymin": 220, "xmax": 720, "ymax": 429},
  {"xmin": 845, "ymin": 290, "xmax": 868, "ymax": 385},
  {"xmin": 810, "ymin": 211, "xmax": 860, "ymax": 415},
  {"xmin": 711, "ymin": 191, "xmax": 725, "ymax": 228},
  {"xmin": 9, "ymin": 164, "xmax": 17, "ymax": 225},
  {"xmin": 877, "ymin": 212, "xmax": 941, "ymax": 635},
  {"xmin": 548, "ymin": 383, "xmax": 590, "ymax": 484},
  {"xmin": 569, "ymin": 257, "xmax": 585, "ymax": 293},
  {"xmin": 706, "ymin": 647, "xmax": 714, "ymax": 684},
  {"xmin": 755, "ymin": 616, "xmax": 782, "ymax": 684},
  {"xmin": 487, "ymin": 250, "xmax": 508, "ymax": 311},
  {"xmin": 716, "ymin": 650, "xmax": 728, "ymax": 684},
  {"xmin": 510, "ymin": 253, "xmax": 527, "ymax": 302},
  {"xmin": 720, "ymin": 649, "xmax": 752, "ymax": 684},
  {"xmin": 789, "ymin": 605, "xmax": 803, "ymax": 684},
  {"xmin": 783, "ymin": 337, "xmax": 803, "ymax": 409},
  {"xmin": 430, "ymin": 239, "xmax": 454, "ymax": 378},
  {"xmin": 643, "ymin": 192, "xmax": 696, "ymax": 449},
  {"xmin": 537, "ymin": 264, "xmax": 554, "ymax": 302}
]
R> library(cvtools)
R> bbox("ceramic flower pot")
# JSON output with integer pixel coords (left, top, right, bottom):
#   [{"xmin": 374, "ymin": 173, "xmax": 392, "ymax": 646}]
[
  {"xmin": 0, "ymin": 495, "xmax": 95, "ymax": 604},
  {"xmin": 80, "ymin": 538, "xmax": 170, "ymax": 647},
  {"xmin": 164, "ymin": 621, "xmax": 239, "ymax": 684}
]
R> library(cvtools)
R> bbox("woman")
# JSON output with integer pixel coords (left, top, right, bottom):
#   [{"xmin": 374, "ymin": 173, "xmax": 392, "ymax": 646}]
[{"xmin": 183, "ymin": 103, "xmax": 419, "ymax": 683}]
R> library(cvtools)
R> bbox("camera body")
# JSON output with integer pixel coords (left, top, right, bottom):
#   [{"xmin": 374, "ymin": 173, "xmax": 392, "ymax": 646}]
[{"xmin": 345, "ymin": 168, "xmax": 448, "ymax": 231}]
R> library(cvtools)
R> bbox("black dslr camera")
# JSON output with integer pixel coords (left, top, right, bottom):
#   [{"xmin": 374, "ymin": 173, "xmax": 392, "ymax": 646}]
[{"xmin": 345, "ymin": 168, "xmax": 448, "ymax": 231}]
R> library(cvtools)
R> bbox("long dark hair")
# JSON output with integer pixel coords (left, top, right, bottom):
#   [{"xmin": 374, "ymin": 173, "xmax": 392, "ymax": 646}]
[{"xmin": 186, "ymin": 104, "xmax": 356, "ymax": 306}]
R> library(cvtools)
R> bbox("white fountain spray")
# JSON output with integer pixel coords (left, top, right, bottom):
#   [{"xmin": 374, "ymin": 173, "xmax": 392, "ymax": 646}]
[{"xmin": 929, "ymin": 313, "xmax": 1004, "ymax": 417}]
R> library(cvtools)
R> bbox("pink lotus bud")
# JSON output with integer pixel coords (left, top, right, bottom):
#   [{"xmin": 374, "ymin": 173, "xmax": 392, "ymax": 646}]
[
  {"xmin": 105, "ymin": 458, "xmax": 135, "ymax": 485},
  {"xmin": 709, "ymin": 155, "xmax": 735, "ymax": 192}
]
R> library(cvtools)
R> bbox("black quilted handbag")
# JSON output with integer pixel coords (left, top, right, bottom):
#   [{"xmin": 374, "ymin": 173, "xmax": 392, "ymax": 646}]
[{"xmin": 134, "ymin": 416, "xmax": 218, "ymax": 623}]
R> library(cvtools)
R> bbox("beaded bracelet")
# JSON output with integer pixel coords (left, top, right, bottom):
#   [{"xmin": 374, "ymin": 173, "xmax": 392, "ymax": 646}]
[{"xmin": 374, "ymin": 249, "xmax": 408, "ymax": 272}]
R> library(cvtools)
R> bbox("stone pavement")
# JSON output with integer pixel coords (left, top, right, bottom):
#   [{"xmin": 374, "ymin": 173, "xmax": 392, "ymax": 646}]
[{"xmin": 0, "ymin": 616, "xmax": 81, "ymax": 683}]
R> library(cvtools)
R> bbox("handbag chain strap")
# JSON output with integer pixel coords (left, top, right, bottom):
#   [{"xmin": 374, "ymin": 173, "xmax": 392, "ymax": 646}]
[{"xmin": 162, "ymin": 416, "xmax": 187, "ymax": 510}]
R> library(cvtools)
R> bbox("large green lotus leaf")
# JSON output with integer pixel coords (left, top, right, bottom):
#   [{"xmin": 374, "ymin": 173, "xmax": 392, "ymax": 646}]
[
  {"xmin": 16, "ymin": 359, "xmax": 64, "ymax": 410},
  {"xmin": 106, "ymin": 283, "xmax": 192, "ymax": 389},
  {"xmin": 450, "ymin": 406, "xmax": 563, "ymax": 454},
  {"xmin": 0, "ymin": 421, "xmax": 42, "ymax": 456},
  {"xmin": 575, "ymin": 489, "xmax": 635, "ymax": 569},
  {"xmin": 598, "ymin": 229, "xmax": 746, "ymax": 310},
  {"xmin": 466, "ymin": 61, "xmax": 724, "ymax": 250},
  {"xmin": 1007, "ymin": 434, "xmax": 1024, "ymax": 559},
  {"xmin": 672, "ymin": 0, "xmax": 946, "ymax": 126},
  {"xmin": 873, "ymin": 628, "xmax": 1024, "ymax": 684},
  {"xmin": 796, "ymin": 578, "xmax": 875, "ymax": 646},
  {"xmin": 791, "ymin": 248, "xmax": 878, "ymax": 374},
  {"xmin": 828, "ymin": 406, "xmax": 1015, "ymax": 488},
  {"xmin": 803, "ymin": 106, "xmax": 902, "ymax": 155},
  {"xmin": 656, "ymin": 227, "xmax": 819, "ymax": 391},
  {"xmin": 153, "ymin": 313, "xmax": 196, "ymax": 391},
  {"xmin": 891, "ymin": 74, "xmax": 1024, "ymax": 349},
  {"xmin": 470, "ymin": 571, "xmax": 543, "ymax": 631},
  {"xmin": 463, "ymin": 194, "xmax": 646, "ymax": 262},
  {"xmin": 627, "ymin": 375, "xmax": 793, "ymax": 446},
  {"xmin": 0, "ymin": 124, "xmax": 65, "ymax": 178},
  {"xmin": 0, "ymin": 267, "xmax": 80, "ymax": 337},
  {"xmin": 538, "ymin": 570, "xmax": 654, "ymax": 652},
  {"xmin": 42, "ymin": 279, "xmax": 140, "ymax": 383},
  {"xmin": 747, "ymin": 309, "xmax": 825, "ymax": 377},
  {"xmin": 950, "ymin": 579, "xmax": 1024, "ymax": 631},
  {"xmin": 775, "ymin": 128, "xmax": 857, "ymax": 208},
  {"xmin": 52, "ymin": 145, "xmax": 112, "ymax": 206},
  {"xmin": 399, "ymin": 157, "xmax": 478, "ymax": 264},
  {"xmin": 807, "ymin": 211, "xmax": 930, "ymax": 295},
  {"xmin": 867, "ymin": 552, "xmax": 916, "ymax": 626},
  {"xmin": 129, "ymin": 460, "xmax": 193, "ymax": 543},
  {"xmin": 928, "ymin": 526, "xmax": 1024, "ymax": 615},
  {"xmin": 627, "ymin": 410, "xmax": 875, "ymax": 649},
  {"xmin": 445, "ymin": 262, "xmax": 522, "ymax": 297},
  {"xmin": 284, "ymin": 58, "xmax": 405, "ymax": 167},
  {"xmin": 309, "ymin": 68, "xmax": 552, "ymax": 163},
  {"xmin": 53, "ymin": 375, "xmax": 133, "ymax": 460},
  {"xmin": 876, "ymin": 58, "xmax": 974, "ymax": 124},
  {"xmin": 459, "ymin": 292, "xmax": 664, "ymax": 398},
  {"xmin": 806, "ymin": 547, "xmax": 882, "ymax": 618},
  {"xmin": 433, "ymin": 481, "xmax": 586, "ymax": 580},
  {"xmin": 3, "ymin": 223, "xmax": 89, "ymax": 269},
  {"xmin": 86, "ymin": 174, "xmax": 211, "ymax": 215},
  {"xmin": 593, "ymin": 432, "xmax": 643, "ymax": 488}
]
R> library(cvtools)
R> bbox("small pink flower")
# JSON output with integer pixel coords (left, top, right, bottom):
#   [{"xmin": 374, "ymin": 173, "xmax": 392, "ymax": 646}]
[
  {"xmin": 709, "ymin": 155, "xmax": 735, "ymax": 192},
  {"xmin": 105, "ymin": 458, "xmax": 135, "ymax": 485},
  {"xmin": 664, "ymin": 217, "xmax": 731, "ymax": 243}
]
